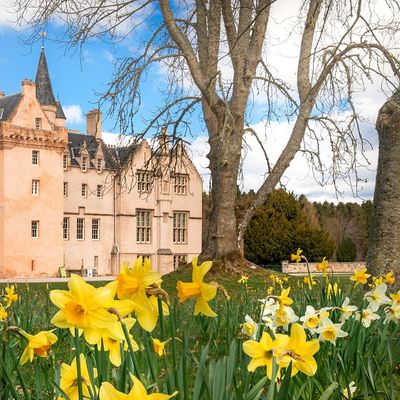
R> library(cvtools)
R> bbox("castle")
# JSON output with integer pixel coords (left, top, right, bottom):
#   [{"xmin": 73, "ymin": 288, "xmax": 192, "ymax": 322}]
[{"xmin": 0, "ymin": 49, "xmax": 202, "ymax": 277}]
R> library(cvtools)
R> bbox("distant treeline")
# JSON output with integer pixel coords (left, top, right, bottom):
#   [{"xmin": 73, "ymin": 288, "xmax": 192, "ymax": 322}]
[{"xmin": 202, "ymin": 189, "xmax": 373, "ymax": 265}]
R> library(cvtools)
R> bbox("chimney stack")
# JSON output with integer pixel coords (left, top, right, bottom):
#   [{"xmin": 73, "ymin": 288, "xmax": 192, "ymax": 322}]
[
  {"xmin": 0, "ymin": 91, "xmax": 5, "ymax": 99},
  {"xmin": 86, "ymin": 109, "xmax": 102, "ymax": 139},
  {"xmin": 21, "ymin": 79, "xmax": 36, "ymax": 97}
]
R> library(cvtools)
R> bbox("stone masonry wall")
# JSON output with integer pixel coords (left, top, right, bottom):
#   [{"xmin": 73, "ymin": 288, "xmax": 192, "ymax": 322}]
[{"xmin": 282, "ymin": 261, "xmax": 366, "ymax": 274}]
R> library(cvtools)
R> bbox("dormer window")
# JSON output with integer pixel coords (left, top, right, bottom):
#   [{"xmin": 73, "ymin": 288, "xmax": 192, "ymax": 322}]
[
  {"xmin": 96, "ymin": 158, "xmax": 103, "ymax": 173},
  {"xmin": 81, "ymin": 156, "xmax": 88, "ymax": 172},
  {"xmin": 35, "ymin": 118, "xmax": 42, "ymax": 130}
]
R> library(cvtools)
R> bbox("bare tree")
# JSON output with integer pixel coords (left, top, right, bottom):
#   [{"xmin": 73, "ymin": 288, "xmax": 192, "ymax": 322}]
[{"xmin": 15, "ymin": 0, "xmax": 400, "ymax": 271}]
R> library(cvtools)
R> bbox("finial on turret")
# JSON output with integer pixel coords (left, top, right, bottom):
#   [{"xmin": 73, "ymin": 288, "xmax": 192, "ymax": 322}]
[{"xmin": 39, "ymin": 31, "xmax": 47, "ymax": 48}]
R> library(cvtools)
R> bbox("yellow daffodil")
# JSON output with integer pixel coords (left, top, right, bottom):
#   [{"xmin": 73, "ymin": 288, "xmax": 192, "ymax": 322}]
[
  {"xmin": 273, "ymin": 305, "xmax": 299, "ymax": 330},
  {"xmin": 99, "ymin": 374, "xmax": 178, "ymax": 399},
  {"xmin": 18, "ymin": 329, "xmax": 58, "ymax": 365},
  {"xmin": 274, "ymin": 287, "xmax": 293, "ymax": 308},
  {"xmin": 278, "ymin": 323, "xmax": 319, "ymax": 377},
  {"xmin": 238, "ymin": 275, "xmax": 249, "ymax": 284},
  {"xmin": 100, "ymin": 318, "xmax": 139, "ymax": 367},
  {"xmin": 0, "ymin": 304, "xmax": 7, "ymax": 320},
  {"xmin": 50, "ymin": 274, "xmax": 117, "ymax": 342},
  {"xmin": 291, "ymin": 249, "xmax": 303, "ymax": 263},
  {"xmin": 304, "ymin": 274, "xmax": 316, "ymax": 289},
  {"xmin": 390, "ymin": 290, "xmax": 400, "ymax": 304},
  {"xmin": 350, "ymin": 268, "xmax": 370, "ymax": 285},
  {"xmin": 176, "ymin": 257, "xmax": 217, "ymax": 317},
  {"xmin": 243, "ymin": 331, "xmax": 288, "ymax": 379},
  {"xmin": 370, "ymin": 276, "xmax": 384, "ymax": 288},
  {"xmin": 315, "ymin": 318, "xmax": 348, "ymax": 345},
  {"xmin": 4, "ymin": 285, "xmax": 18, "ymax": 308},
  {"xmin": 383, "ymin": 270, "xmax": 395, "ymax": 285},
  {"xmin": 316, "ymin": 257, "xmax": 329, "ymax": 274},
  {"xmin": 116, "ymin": 258, "xmax": 165, "ymax": 332},
  {"xmin": 152, "ymin": 338, "xmax": 170, "ymax": 357},
  {"xmin": 327, "ymin": 282, "xmax": 340, "ymax": 299},
  {"xmin": 60, "ymin": 354, "xmax": 97, "ymax": 400},
  {"xmin": 267, "ymin": 286, "xmax": 274, "ymax": 295}
]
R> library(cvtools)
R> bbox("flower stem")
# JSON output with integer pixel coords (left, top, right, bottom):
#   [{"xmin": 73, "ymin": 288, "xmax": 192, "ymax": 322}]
[
  {"xmin": 121, "ymin": 320, "xmax": 141, "ymax": 378},
  {"xmin": 74, "ymin": 328, "xmax": 84, "ymax": 400},
  {"xmin": 157, "ymin": 295, "xmax": 165, "ymax": 337}
]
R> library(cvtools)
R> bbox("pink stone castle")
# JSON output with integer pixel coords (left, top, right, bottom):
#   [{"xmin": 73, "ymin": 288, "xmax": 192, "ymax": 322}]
[{"xmin": 0, "ymin": 49, "xmax": 202, "ymax": 277}]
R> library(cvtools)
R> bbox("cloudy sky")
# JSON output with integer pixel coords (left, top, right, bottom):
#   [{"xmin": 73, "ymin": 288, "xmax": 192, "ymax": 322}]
[{"xmin": 0, "ymin": 0, "xmax": 391, "ymax": 203}]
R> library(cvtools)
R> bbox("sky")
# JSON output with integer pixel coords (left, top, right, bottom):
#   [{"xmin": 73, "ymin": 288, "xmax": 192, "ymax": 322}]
[{"xmin": 0, "ymin": 0, "xmax": 390, "ymax": 203}]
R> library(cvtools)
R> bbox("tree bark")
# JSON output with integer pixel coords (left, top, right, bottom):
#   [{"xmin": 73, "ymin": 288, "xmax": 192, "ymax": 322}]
[{"xmin": 366, "ymin": 89, "xmax": 400, "ymax": 277}]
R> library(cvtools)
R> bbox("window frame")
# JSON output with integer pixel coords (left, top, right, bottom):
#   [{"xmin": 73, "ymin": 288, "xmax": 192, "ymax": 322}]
[
  {"xmin": 96, "ymin": 185, "xmax": 103, "ymax": 199},
  {"xmin": 81, "ymin": 156, "xmax": 88, "ymax": 172},
  {"xmin": 63, "ymin": 154, "xmax": 69, "ymax": 171},
  {"xmin": 31, "ymin": 220, "xmax": 39, "ymax": 239},
  {"xmin": 32, "ymin": 150, "xmax": 39, "ymax": 166},
  {"xmin": 92, "ymin": 218, "xmax": 100, "ymax": 240},
  {"xmin": 173, "ymin": 174, "xmax": 189, "ymax": 195},
  {"xmin": 63, "ymin": 182, "xmax": 68, "ymax": 197},
  {"xmin": 136, "ymin": 209, "xmax": 152, "ymax": 243},
  {"xmin": 96, "ymin": 158, "xmax": 103, "ymax": 173},
  {"xmin": 81, "ymin": 183, "xmax": 88, "ymax": 198},
  {"xmin": 173, "ymin": 254, "xmax": 187, "ymax": 270},
  {"xmin": 63, "ymin": 217, "xmax": 70, "ymax": 240},
  {"xmin": 173, "ymin": 211, "xmax": 188, "ymax": 244},
  {"xmin": 32, "ymin": 179, "xmax": 40, "ymax": 196},
  {"xmin": 35, "ymin": 118, "xmax": 42, "ymax": 130},
  {"xmin": 137, "ymin": 170, "xmax": 153, "ymax": 194},
  {"xmin": 76, "ymin": 218, "xmax": 85, "ymax": 240}
]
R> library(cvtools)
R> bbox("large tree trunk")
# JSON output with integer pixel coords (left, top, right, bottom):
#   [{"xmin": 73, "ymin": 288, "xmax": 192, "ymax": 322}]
[{"xmin": 366, "ymin": 89, "xmax": 400, "ymax": 277}]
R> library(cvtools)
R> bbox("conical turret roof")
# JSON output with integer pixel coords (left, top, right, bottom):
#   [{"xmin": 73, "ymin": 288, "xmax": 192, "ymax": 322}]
[{"xmin": 35, "ymin": 47, "xmax": 57, "ymax": 106}]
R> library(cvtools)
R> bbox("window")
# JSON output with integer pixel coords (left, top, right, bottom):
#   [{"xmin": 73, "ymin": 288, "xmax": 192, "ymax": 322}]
[
  {"xmin": 96, "ymin": 185, "xmax": 103, "ymax": 199},
  {"xmin": 96, "ymin": 158, "xmax": 103, "ymax": 173},
  {"xmin": 32, "ymin": 150, "xmax": 39, "ymax": 165},
  {"xmin": 94, "ymin": 256, "xmax": 98, "ymax": 270},
  {"xmin": 173, "ymin": 254, "xmax": 187, "ymax": 270},
  {"xmin": 173, "ymin": 212, "xmax": 187, "ymax": 243},
  {"xmin": 63, "ymin": 217, "xmax": 70, "ymax": 240},
  {"xmin": 32, "ymin": 179, "xmax": 39, "ymax": 195},
  {"xmin": 81, "ymin": 184, "xmax": 88, "ymax": 198},
  {"xmin": 31, "ymin": 220, "xmax": 39, "ymax": 238},
  {"xmin": 174, "ymin": 174, "xmax": 188, "ymax": 195},
  {"xmin": 63, "ymin": 182, "xmax": 68, "ymax": 197},
  {"xmin": 81, "ymin": 156, "xmax": 88, "ymax": 172},
  {"xmin": 77, "ymin": 218, "xmax": 85, "ymax": 240},
  {"xmin": 35, "ymin": 118, "xmax": 42, "ymax": 129},
  {"xmin": 137, "ymin": 170, "xmax": 152, "ymax": 193},
  {"xmin": 136, "ymin": 210, "xmax": 151, "ymax": 243},
  {"xmin": 92, "ymin": 218, "xmax": 100, "ymax": 240},
  {"xmin": 63, "ymin": 154, "xmax": 69, "ymax": 170},
  {"xmin": 138, "ymin": 255, "xmax": 151, "ymax": 265}
]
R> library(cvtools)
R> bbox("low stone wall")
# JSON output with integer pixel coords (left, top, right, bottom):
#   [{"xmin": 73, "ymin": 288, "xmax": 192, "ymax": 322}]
[{"xmin": 282, "ymin": 261, "xmax": 365, "ymax": 274}]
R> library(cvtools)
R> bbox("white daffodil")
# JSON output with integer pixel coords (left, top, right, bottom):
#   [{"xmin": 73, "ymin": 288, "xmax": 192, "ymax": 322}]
[
  {"xmin": 259, "ymin": 298, "xmax": 276, "ymax": 320},
  {"xmin": 340, "ymin": 297, "xmax": 358, "ymax": 322},
  {"xmin": 356, "ymin": 308, "xmax": 380, "ymax": 328},
  {"xmin": 316, "ymin": 317, "xmax": 348, "ymax": 345},
  {"xmin": 273, "ymin": 305, "xmax": 299, "ymax": 331},
  {"xmin": 242, "ymin": 314, "xmax": 259, "ymax": 339},
  {"xmin": 300, "ymin": 305, "xmax": 320, "ymax": 333},
  {"xmin": 317, "ymin": 307, "xmax": 331, "ymax": 323},
  {"xmin": 364, "ymin": 283, "xmax": 391, "ymax": 312},
  {"xmin": 342, "ymin": 381, "xmax": 357, "ymax": 399},
  {"xmin": 384, "ymin": 302, "xmax": 400, "ymax": 325}
]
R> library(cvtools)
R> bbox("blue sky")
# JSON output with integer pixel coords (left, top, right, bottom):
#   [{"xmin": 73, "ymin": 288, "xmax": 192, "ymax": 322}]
[{"xmin": 0, "ymin": 1, "xmax": 381, "ymax": 202}]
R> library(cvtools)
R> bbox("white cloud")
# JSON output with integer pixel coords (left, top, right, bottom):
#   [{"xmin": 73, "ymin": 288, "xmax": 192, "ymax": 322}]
[
  {"xmin": 64, "ymin": 104, "xmax": 83, "ymax": 125},
  {"xmin": 0, "ymin": 0, "xmax": 16, "ymax": 29}
]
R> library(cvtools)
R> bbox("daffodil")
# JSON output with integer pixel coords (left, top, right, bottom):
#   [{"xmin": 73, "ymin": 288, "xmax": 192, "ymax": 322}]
[
  {"xmin": 370, "ymin": 276, "xmax": 384, "ymax": 288},
  {"xmin": 384, "ymin": 302, "xmax": 400, "ymax": 324},
  {"xmin": 390, "ymin": 290, "xmax": 400, "ymax": 304},
  {"xmin": 4, "ymin": 285, "xmax": 18, "ymax": 308},
  {"xmin": 152, "ymin": 337, "xmax": 171, "ymax": 357},
  {"xmin": 383, "ymin": 270, "xmax": 395, "ymax": 285},
  {"xmin": 0, "ymin": 304, "xmax": 7, "ymax": 320},
  {"xmin": 60, "ymin": 354, "xmax": 97, "ymax": 400},
  {"xmin": 99, "ymin": 374, "xmax": 178, "ymax": 399},
  {"xmin": 350, "ymin": 268, "xmax": 370, "ymax": 285},
  {"xmin": 356, "ymin": 308, "xmax": 380, "ymax": 328},
  {"xmin": 50, "ymin": 274, "xmax": 117, "ymax": 342},
  {"xmin": 242, "ymin": 315, "xmax": 259, "ymax": 339},
  {"xmin": 291, "ymin": 249, "xmax": 303, "ymax": 263},
  {"xmin": 316, "ymin": 318, "xmax": 348, "ymax": 345},
  {"xmin": 273, "ymin": 305, "xmax": 299, "ymax": 330},
  {"xmin": 18, "ymin": 329, "xmax": 58, "ymax": 365},
  {"xmin": 339, "ymin": 297, "xmax": 357, "ymax": 322},
  {"xmin": 300, "ymin": 305, "xmax": 320, "ymax": 333},
  {"xmin": 176, "ymin": 257, "xmax": 217, "ymax": 317},
  {"xmin": 304, "ymin": 274, "xmax": 316, "ymax": 289},
  {"xmin": 364, "ymin": 283, "xmax": 391, "ymax": 312},
  {"xmin": 278, "ymin": 323, "xmax": 319, "ymax": 377},
  {"xmin": 274, "ymin": 287, "xmax": 293, "ymax": 307},
  {"xmin": 316, "ymin": 257, "xmax": 329, "ymax": 274},
  {"xmin": 327, "ymin": 282, "xmax": 340, "ymax": 299},
  {"xmin": 243, "ymin": 331, "xmax": 288, "ymax": 379},
  {"xmin": 238, "ymin": 275, "xmax": 249, "ymax": 284},
  {"xmin": 116, "ymin": 258, "xmax": 165, "ymax": 332},
  {"xmin": 342, "ymin": 381, "xmax": 357, "ymax": 399}
]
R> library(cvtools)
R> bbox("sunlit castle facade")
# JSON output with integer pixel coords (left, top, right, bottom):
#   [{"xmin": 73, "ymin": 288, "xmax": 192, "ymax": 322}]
[{"xmin": 0, "ymin": 49, "xmax": 202, "ymax": 278}]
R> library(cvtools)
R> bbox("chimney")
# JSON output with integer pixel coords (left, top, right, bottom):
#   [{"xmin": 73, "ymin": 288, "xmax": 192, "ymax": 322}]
[
  {"xmin": 21, "ymin": 79, "xmax": 36, "ymax": 97},
  {"xmin": 86, "ymin": 109, "xmax": 102, "ymax": 139},
  {"xmin": 0, "ymin": 91, "xmax": 5, "ymax": 99},
  {"xmin": 159, "ymin": 126, "xmax": 169, "ymax": 155}
]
